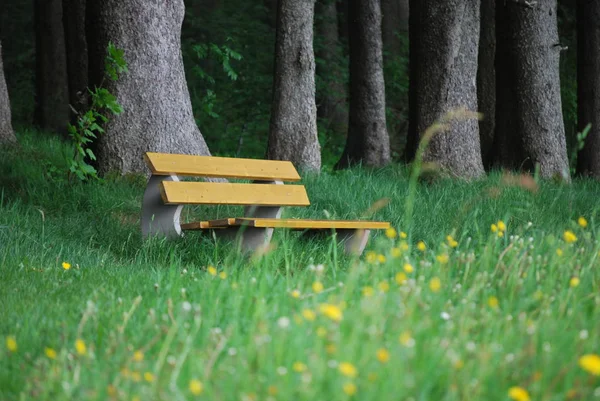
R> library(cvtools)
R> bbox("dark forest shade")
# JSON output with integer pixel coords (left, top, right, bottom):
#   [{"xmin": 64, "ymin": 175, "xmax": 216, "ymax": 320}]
[
  {"xmin": 86, "ymin": 0, "xmax": 211, "ymax": 175},
  {"xmin": 34, "ymin": 0, "xmax": 69, "ymax": 134},
  {"xmin": 268, "ymin": 0, "xmax": 321, "ymax": 172},
  {"xmin": 407, "ymin": 0, "xmax": 484, "ymax": 179},
  {"xmin": 0, "ymin": 41, "xmax": 16, "ymax": 144},
  {"xmin": 336, "ymin": 0, "xmax": 390, "ymax": 169},
  {"xmin": 63, "ymin": 0, "xmax": 88, "ymax": 120},
  {"xmin": 576, "ymin": 0, "xmax": 600, "ymax": 178},
  {"xmin": 478, "ymin": 0, "xmax": 496, "ymax": 169},
  {"xmin": 494, "ymin": 0, "xmax": 569, "ymax": 180}
]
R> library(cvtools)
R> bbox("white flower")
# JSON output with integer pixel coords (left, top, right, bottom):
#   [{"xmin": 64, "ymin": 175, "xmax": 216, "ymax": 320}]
[{"xmin": 277, "ymin": 317, "xmax": 290, "ymax": 329}]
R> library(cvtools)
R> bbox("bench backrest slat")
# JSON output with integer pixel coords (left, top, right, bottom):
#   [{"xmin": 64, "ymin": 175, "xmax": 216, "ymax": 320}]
[
  {"xmin": 145, "ymin": 152, "xmax": 301, "ymax": 181},
  {"xmin": 161, "ymin": 182, "xmax": 311, "ymax": 206}
]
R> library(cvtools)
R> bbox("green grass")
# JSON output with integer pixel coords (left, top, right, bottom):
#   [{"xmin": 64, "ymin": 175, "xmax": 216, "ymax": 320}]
[{"xmin": 1, "ymin": 129, "xmax": 600, "ymax": 401}]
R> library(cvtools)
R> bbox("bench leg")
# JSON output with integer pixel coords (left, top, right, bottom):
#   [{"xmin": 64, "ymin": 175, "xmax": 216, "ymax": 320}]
[
  {"xmin": 215, "ymin": 226, "xmax": 274, "ymax": 253},
  {"xmin": 302, "ymin": 229, "xmax": 371, "ymax": 256},
  {"xmin": 141, "ymin": 174, "xmax": 183, "ymax": 239}
]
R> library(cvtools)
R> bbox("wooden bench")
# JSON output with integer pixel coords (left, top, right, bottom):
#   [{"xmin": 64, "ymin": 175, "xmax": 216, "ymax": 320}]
[{"xmin": 141, "ymin": 152, "xmax": 390, "ymax": 255}]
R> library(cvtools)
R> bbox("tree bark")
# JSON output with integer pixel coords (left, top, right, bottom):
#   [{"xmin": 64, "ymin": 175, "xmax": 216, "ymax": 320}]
[
  {"xmin": 576, "ymin": 0, "xmax": 600, "ymax": 177},
  {"xmin": 34, "ymin": 0, "xmax": 70, "ymax": 134},
  {"xmin": 406, "ymin": 0, "xmax": 484, "ymax": 179},
  {"xmin": 63, "ymin": 0, "xmax": 88, "ymax": 120},
  {"xmin": 86, "ymin": 0, "xmax": 211, "ymax": 175},
  {"xmin": 268, "ymin": 0, "xmax": 321, "ymax": 172},
  {"xmin": 478, "ymin": 0, "xmax": 495, "ymax": 169},
  {"xmin": 495, "ymin": 0, "xmax": 569, "ymax": 180},
  {"xmin": 315, "ymin": 0, "xmax": 348, "ymax": 132},
  {"xmin": 336, "ymin": 0, "xmax": 390, "ymax": 169},
  {"xmin": 0, "ymin": 41, "xmax": 16, "ymax": 144}
]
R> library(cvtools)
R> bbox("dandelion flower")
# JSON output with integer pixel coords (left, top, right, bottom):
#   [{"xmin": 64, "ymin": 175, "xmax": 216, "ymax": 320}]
[
  {"xmin": 143, "ymin": 372, "xmax": 155, "ymax": 382},
  {"xmin": 395, "ymin": 272, "xmax": 407, "ymax": 285},
  {"xmin": 338, "ymin": 362, "xmax": 358, "ymax": 378},
  {"xmin": 343, "ymin": 382, "xmax": 357, "ymax": 396},
  {"xmin": 377, "ymin": 254, "xmax": 386, "ymax": 263},
  {"xmin": 563, "ymin": 230, "xmax": 577, "ymax": 244},
  {"xmin": 400, "ymin": 231, "xmax": 408, "ymax": 239},
  {"xmin": 268, "ymin": 386, "xmax": 278, "ymax": 396},
  {"xmin": 5, "ymin": 336, "xmax": 17, "ymax": 352},
  {"xmin": 376, "ymin": 348, "xmax": 390, "ymax": 363},
  {"xmin": 316, "ymin": 327, "xmax": 327, "ymax": 337},
  {"xmin": 131, "ymin": 371, "xmax": 142, "ymax": 382},
  {"xmin": 487, "ymin": 296, "xmax": 499, "ymax": 309},
  {"xmin": 62, "ymin": 262, "xmax": 71, "ymax": 270},
  {"xmin": 570, "ymin": 277, "xmax": 580, "ymax": 288},
  {"xmin": 436, "ymin": 254, "xmax": 449, "ymax": 264},
  {"xmin": 45, "ymin": 347, "xmax": 57, "ymax": 360},
  {"xmin": 207, "ymin": 265, "xmax": 217, "ymax": 276},
  {"xmin": 292, "ymin": 362, "xmax": 307, "ymax": 372},
  {"xmin": 429, "ymin": 277, "xmax": 442, "ymax": 293},
  {"xmin": 578, "ymin": 216, "xmax": 588, "ymax": 228},
  {"xmin": 302, "ymin": 309, "xmax": 316, "ymax": 321},
  {"xmin": 579, "ymin": 354, "xmax": 600, "ymax": 376},
  {"xmin": 497, "ymin": 220, "xmax": 506, "ymax": 232},
  {"xmin": 391, "ymin": 247, "xmax": 402, "ymax": 258},
  {"xmin": 362, "ymin": 286, "xmax": 374, "ymax": 297},
  {"xmin": 75, "ymin": 338, "xmax": 87, "ymax": 356},
  {"xmin": 378, "ymin": 281, "xmax": 390, "ymax": 293},
  {"xmin": 556, "ymin": 248, "xmax": 563, "ymax": 257},
  {"xmin": 133, "ymin": 350, "xmax": 144, "ymax": 362},
  {"xmin": 385, "ymin": 228, "xmax": 397, "ymax": 239},
  {"xmin": 218, "ymin": 271, "xmax": 227, "ymax": 280},
  {"xmin": 400, "ymin": 241, "xmax": 409, "ymax": 251},
  {"xmin": 189, "ymin": 379, "xmax": 204, "ymax": 395},
  {"xmin": 290, "ymin": 289, "xmax": 301, "ymax": 299},
  {"xmin": 366, "ymin": 251, "xmax": 377, "ymax": 264},
  {"xmin": 319, "ymin": 303, "xmax": 343, "ymax": 322},
  {"xmin": 326, "ymin": 343, "xmax": 337, "ymax": 354},
  {"xmin": 399, "ymin": 331, "xmax": 414, "ymax": 347},
  {"xmin": 508, "ymin": 386, "xmax": 530, "ymax": 401},
  {"xmin": 417, "ymin": 241, "xmax": 427, "ymax": 251},
  {"xmin": 403, "ymin": 263, "xmax": 414, "ymax": 274},
  {"xmin": 312, "ymin": 281, "xmax": 324, "ymax": 293},
  {"xmin": 107, "ymin": 385, "xmax": 117, "ymax": 397},
  {"xmin": 491, "ymin": 224, "xmax": 498, "ymax": 233}
]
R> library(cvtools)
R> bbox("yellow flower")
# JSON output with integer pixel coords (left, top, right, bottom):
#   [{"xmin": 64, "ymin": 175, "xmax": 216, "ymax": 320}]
[
  {"xmin": 497, "ymin": 220, "xmax": 506, "ymax": 232},
  {"xmin": 218, "ymin": 271, "xmax": 227, "ymax": 280},
  {"xmin": 436, "ymin": 254, "xmax": 449, "ymax": 264},
  {"xmin": 6, "ymin": 336, "xmax": 17, "ymax": 352},
  {"xmin": 319, "ymin": 304, "xmax": 343, "ymax": 322},
  {"xmin": 207, "ymin": 265, "xmax": 217, "ymax": 276},
  {"xmin": 378, "ymin": 281, "xmax": 390, "ymax": 293},
  {"xmin": 302, "ymin": 309, "xmax": 316, "ymax": 321},
  {"xmin": 429, "ymin": 277, "xmax": 441, "ymax": 293},
  {"xmin": 579, "ymin": 354, "xmax": 600, "ymax": 376},
  {"xmin": 362, "ymin": 286, "xmax": 374, "ymax": 297},
  {"xmin": 491, "ymin": 224, "xmax": 498, "ymax": 233},
  {"xmin": 189, "ymin": 379, "xmax": 204, "ymax": 395},
  {"xmin": 399, "ymin": 241, "xmax": 409, "ymax": 251},
  {"xmin": 120, "ymin": 367, "xmax": 131, "ymax": 378},
  {"xmin": 366, "ymin": 251, "xmax": 377, "ymax": 264},
  {"xmin": 400, "ymin": 231, "xmax": 408, "ymax": 239},
  {"xmin": 487, "ymin": 296, "xmax": 499, "ymax": 309},
  {"xmin": 62, "ymin": 262, "xmax": 71, "ymax": 270},
  {"xmin": 391, "ymin": 247, "xmax": 402, "ymax": 258},
  {"xmin": 292, "ymin": 362, "xmax": 307, "ymax": 372},
  {"xmin": 312, "ymin": 281, "xmax": 324, "ymax": 293},
  {"xmin": 316, "ymin": 327, "xmax": 327, "ymax": 337},
  {"xmin": 385, "ymin": 227, "xmax": 397, "ymax": 239},
  {"xmin": 75, "ymin": 338, "xmax": 87, "ymax": 356},
  {"xmin": 290, "ymin": 289, "xmax": 301, "ymax": 299},
  {"xmin": 453, "ymin": 359, "xmax": 464, "ymax": 369},
  {"xmin": 107, "ymin": 385, "xmax": 117, "ymax": 397},
  {"xmin": 377, "ymin": 254, "xmax": 386, "ymax": 263},
  {"xmin": 508, "ymin": 386, "xmax": 530, "ymax": 401},
  {"xmin": 417, "ymin": 241, "xmax": 426, "ymax": 251},
  {"xmin": 403, "ymin": 263, "xmax": 414, "ymax": 274},
  {"xmin": 131, "ymin": 371, "xmax": 142, "ymax": 382},
  {"xmin": 326, "ymin": 343, "xmax": 337, "ymax": 354},
  {"xmin": 556, "ymin": 248, "xmax": 563, "ymax": 257},
  {"xmin": 143, "ymin": 372, "xmax": 155, "ymax": 382},
  {"xmin": 343, "ymin": 382, "xmax": 357, "ymax": 396},
  {"xmin": 578, "ymin": 216, "xmax": 588, "ymax": 228},
  {"xmin": 45, "ymin": 347, "xmax": 57, "ymax": 360},
  {"xmin": 133, "ymin": 350, "xmax": 144, "ymax": 362},
  {"xmin": 446, "ymin": 235, "xmax": 459, "ymax": 248},
  {"xmin": 399, "ymin": 331, "xmax": 413, "ymax": 347},
  {"xmin": 498, "ymin": 231, "xmax": 504, "ymax": 238},
  {"xmin": 268, "ymin": 385, "xmax": 278, "ymax": 396},
  {"xmin": 564, "ymin": 230, "xmax": 577, "ymax": 243},
  {"xmin": 132, "ymin": 396, "xmax": 140, "ymax": 401},
  {"xmin": 339, "ymin": 362, "xmax": 358, "ymax": 378},
  {"xmin": 570, "ymin": 277, "xmax": 580, "ymax": 288},
  {"xmin": 395, "ymin": 272, "xmax": 407, "ymax": 285},
  {"xmin": 376, "ymin": 348, "xmax": 390, "ymax": 363}
]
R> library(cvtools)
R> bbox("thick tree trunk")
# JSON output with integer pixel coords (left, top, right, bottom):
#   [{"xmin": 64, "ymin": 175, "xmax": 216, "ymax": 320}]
[
  {"xmin": 336, "ymin": 0, "xmax": 390, "ymax": 169},
  {"xmin": 268, "ymin": 0, "xmax": 321, "ymax": 172},
  {"xmin": 0, "ymin": 41, "xmax": 16, "ymax": 144},
  {"xmin": 34, "ymin": 0, "xmax": 70, "ymax": 134},
  {"xmin": 315, "ymin": 0, "xmax": 348, "ymax": 132},
  {"xmin": 63, "ymin": 0, "xmax": 88, "ymax": 119},
  {"xmin": 576, "ymin": 0, "xmax": 600, "ymax": 177},
  {"xmin": 86, "ymin": 0, "xmax": 211, "ymax": 175},
  {"xmin": 495, "ymin": 0, "xmax": 569, "ymax": 180},
  {"xmin": 406, "ymin": 0, "xmax": 484, "ymax": 179},
  {"xmin": 478, "ymin": 0, "xmax": 495, "ymax": 169}
]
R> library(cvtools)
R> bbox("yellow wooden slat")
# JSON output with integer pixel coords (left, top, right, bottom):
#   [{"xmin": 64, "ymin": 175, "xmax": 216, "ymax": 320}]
[
  {"xmin": 199, "ymin": 217, "xmax": 390, "ymax": 230},
  {"xmin": 144, "ymin": 152, "xmax": 301, "ymax": 181},
  {"xmin": 161, "ymin": 182, "xmax": 311, "ymax": 206}
]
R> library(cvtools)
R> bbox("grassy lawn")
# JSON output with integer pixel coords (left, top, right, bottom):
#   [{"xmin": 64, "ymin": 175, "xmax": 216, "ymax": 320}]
[{"xmin": 1, "ymin": 130, "xmax": 599, "ymax": 401}]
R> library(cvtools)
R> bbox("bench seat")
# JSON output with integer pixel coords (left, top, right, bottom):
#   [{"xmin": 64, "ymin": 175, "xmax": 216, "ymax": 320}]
[{"xmin": 181, "ymin": 218, "xmax": 390, "ymax": 230}]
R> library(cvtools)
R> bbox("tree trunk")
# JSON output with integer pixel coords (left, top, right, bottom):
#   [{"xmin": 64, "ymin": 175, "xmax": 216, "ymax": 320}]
[
  {"xmin": 406, "ymin": 0, "xmax": 484, "ymax": 179},
  {"xmin": 381, "ymin": 0, "xmax": 408, "ymax": 51},
  {"xmin": 495, "ymin": 0, "xmax": 569, "ymax": 180},
  {"xmin": 268, "ymin": 0, "xmax": 321, "ymax": 172},
  {"xmin": 86, "ymin": 0, "xmax": 211, "ymax": 175},
  {"xmin": 63, "ymin": 0, "xmax": 88, "ymax": 120},
  {"xmin": 315, "ymin": 0, "xmax": 348, "ymax": 133},
  {"xmin": 0, "ymin": 41, "xmax": 16, "ymax": 144},
  {"xmin": 34, "ymin": 0, "xmax": 70, "ymax": 134},
  {"xmin": 478, "ymin": 0, "xmax": 495, "ymax": 169},
  {"xmin": 576, "ymin": 0, "xmax": 600, "ymax": 177},
  {"xmin": 336, "ymin": 0, "xmax": 390, "ymax": 169}
]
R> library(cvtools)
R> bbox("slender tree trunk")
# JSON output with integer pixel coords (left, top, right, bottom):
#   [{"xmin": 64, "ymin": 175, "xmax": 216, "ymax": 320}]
[
  {"xmin": 495, "ymin": 0, "xmax": 569, "ymax": 180},
  {"xmin": 268, "ymin": 0, "xmax": 321, "ymax": 172},
  {"xmin": 405, "ymin": 0, "xmax": 420, "ymax": 162},
  {"xmin": 576, "ymin": 0, "xmax": 600, "ymax": 177},
  {"xmin": 406, "ymin": 0, "xmax": 484, "ymax": 179},
  {"xmin": 478, "ymin": 0, "xmax": 495, "ymax": 169},
  {"xmin": 34, "ymin": 0, "xmax": 70, "ymax": 134},
  {"xmin": 63, "ymin": 0, "xmax": 88, "ymax": 120},
  {"xmin": 315, "ymin": 0, "xmax": 348, "ymax": 133},
  {"xmin": 381, "ymin": 0, "xmax": 408, "ymax": 51},
  {"xmin": 336, "ymin": 0, "xmax": 390, "ymax": 169},
  {"xmin": 86, "ymin": 0, "xmax": 211, "ymax": 175},
  {"xmin": 0, "ymin": 41, "xmax": 16, "ymax": 144}
]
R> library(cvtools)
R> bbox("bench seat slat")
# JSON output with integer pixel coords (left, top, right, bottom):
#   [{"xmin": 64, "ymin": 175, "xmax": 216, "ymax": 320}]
[
  {"xmin": 181, "ymin": 217, "xmax": 390, "ymax": 230},
  {"xmin": 145, "ymin": 152, "xmax": 301, "ymax": 181},
  {"xmin": 161, "ymin": 182, "xmax": 311, "ymax": 206}
]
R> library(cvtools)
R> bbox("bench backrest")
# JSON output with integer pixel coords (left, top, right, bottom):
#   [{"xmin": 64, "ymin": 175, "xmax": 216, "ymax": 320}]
[{"xmin": 144, "ymin": 152, "xmax": 310, "ymax": 207}]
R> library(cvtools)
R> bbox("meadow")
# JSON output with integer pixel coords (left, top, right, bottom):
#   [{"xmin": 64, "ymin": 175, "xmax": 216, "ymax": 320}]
[{"xmin": 1, "ymin": 129, "xmax": 599, "ymax": 401}]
